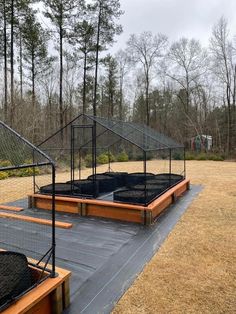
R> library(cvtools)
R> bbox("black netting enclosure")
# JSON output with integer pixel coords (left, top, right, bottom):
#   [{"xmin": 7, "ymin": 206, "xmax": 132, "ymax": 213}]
[
  {"xmin": 38, "ymin": 114, "xmax": 185, "ymax": 206},
  {"xmin": 0, "ymin": 121, "xmax": 56, "ymax": 311}
]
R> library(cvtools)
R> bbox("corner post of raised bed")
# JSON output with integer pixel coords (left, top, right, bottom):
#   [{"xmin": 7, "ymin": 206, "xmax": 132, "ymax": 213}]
[
  {"xmin": 28, "ymin": 195, "xmax": 35, "ymax": 209},
  {"xmin": 62, "ymin": 278, "xmax": 70, "ymax": 309},
  {"xmin": 80, "ymin": 202, "xmax": 87, "ymax": 216},
  {"xmin": 145, "ymin": 210, "xmax": 152, "ymax": 225},
  {"xmin": 51, "ymin": 285, "xmax": 63, "ymax": 314}
]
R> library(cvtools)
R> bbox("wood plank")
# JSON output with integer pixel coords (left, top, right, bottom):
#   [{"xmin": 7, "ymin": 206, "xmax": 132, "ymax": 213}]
[
  {"xmin": 0, "ymin": 212, "xmax": 72, "ymax": 229},
  {"xmin": 148, "ymin": 179, "xmax": 190, "ymax": 210},
  {"xmin": 25, "ymin": 295, "xmax": 51, "ymax": 314},
  {"xmin": 30, "ymin": 193, "xmax": 145, "ymax": 211},
  {"xmin": 86, "ymin": 204, "xmax": 143, "ymax": 223},
  {"xmin": 0, "ymin": 205, "xmax": 23, "ymax": 212}
]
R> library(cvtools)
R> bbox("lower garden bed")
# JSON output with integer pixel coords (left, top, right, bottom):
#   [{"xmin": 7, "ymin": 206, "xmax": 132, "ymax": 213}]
[{"xmin": 1, "ymin": 254, "xmax": 70, "ymax": 314}]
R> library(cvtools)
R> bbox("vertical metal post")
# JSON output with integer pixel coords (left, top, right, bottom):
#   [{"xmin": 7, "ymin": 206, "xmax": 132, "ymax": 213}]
[
  {"xmin": 143, "ymin": 150, "xmax": 147, "ymax": 205},
  {"xmin": 108, "ymin": 147, "xmax": 111, "ymax": 172},
  {"xmin": 33, "ymin": 149, "xmax": 36, "ymax": 194},
  {"xmin": 169, "ymin": 149, "xmax": 172, "ymax": 187},
  {"xmin": 79, "ymin": 148, "xmax": 82, "ymax": 180},
  {"xmin": 184, "ymin": 147, "xmax": 186, "ymax": 178},
  {"xmin": 70, "ymin": 125, "xmax": 74, "ymax": 194},
  {"xmin": 92, "ymin": 124, "xmax": 97, "ymax": 197},
  {"xmin": 51, "ymin": 164, "xmax": 56, "ymax": 277}
]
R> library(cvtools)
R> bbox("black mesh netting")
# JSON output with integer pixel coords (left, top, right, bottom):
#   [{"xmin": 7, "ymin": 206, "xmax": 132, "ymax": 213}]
[
  {"xmin": 146, "ymin": 178, "xmax": 171, "ymax": 188},
  {"xmin": 114, "ymin": 188, "xmax": 158, "ymax": 205},
  {"xmin": 87, "ymin": 174, "xmax": 117, "ymax": 193},
  {"xmin": 133, "ymin": 184, "xmax": 167, "ymax": 192},
  {"xmin": 104, "ymin": 172, "xmax": 128, "ymax": 187},
  {"xmin": 155, "ymin": 173, "xmax": 183, "ymax": 184},
  {"xmin": 125, "ymin": 172, "xmax": 156, "ymax": 187},
  {"xmin": 40, "ymin": 183, "xmax": 79, "ymax": 195},
  {"xmin": 0, "ymin": 251, "xmax": 34, "ymax": 308},
  {"xmin": 67, "ymin": 179, "xmax": 99, "ymax": 196}
]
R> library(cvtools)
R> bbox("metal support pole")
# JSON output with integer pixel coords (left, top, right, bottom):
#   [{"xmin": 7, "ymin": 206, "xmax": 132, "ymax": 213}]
[
  {"xmin": 92, "ymin": 124, "xmax": 97, "ymax": 197},
  {"xmin": 184, "ymin": 147, "xmax": 186, "ymax": 178},
  {"xmin": 169, "ymin": 149, "xmax": 172, "ymax": 187},
  {"xmin": 33, "ymin": 149, "xmax": 36, "ymax": 194},
  {"xmin": 108, "ymin": 147, "xmax": 111, "ymax": 172},
  {"xmin": 79, "ymin": 149, "xmax": 82, "ymax": 180},
  {"xmin": 51, "ymin": 164, "xmax": 56, "ymax": 277},
  {"xmin": 143, "ymin": 150, "xmax": 147, "ymax": 205},
  {"xmin": 70, "ymin": 125, "xmax": 74, "ymax": 194}
]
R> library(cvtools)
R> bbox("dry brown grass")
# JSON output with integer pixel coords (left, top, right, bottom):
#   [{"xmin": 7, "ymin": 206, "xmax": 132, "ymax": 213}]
[{"xmin": 113, "ymin": 160, "xmax": 236, "ymax": 314}]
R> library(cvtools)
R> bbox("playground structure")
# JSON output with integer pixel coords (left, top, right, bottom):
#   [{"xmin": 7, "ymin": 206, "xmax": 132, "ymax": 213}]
[
  {"xmin": 0, "ymin": 121, "xmax": 70, "ymax": 313},
  {"xmin": 30, "ymin": 114, "xmax": 189, "ymax": 224}
]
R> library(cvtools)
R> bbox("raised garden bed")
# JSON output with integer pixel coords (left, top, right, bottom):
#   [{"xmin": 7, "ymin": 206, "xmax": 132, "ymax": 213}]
[
  {"xmin": 0, "ymin": 251, "xmax": 35, "ymax": 310},
  {"xmin": 67, "ymin": 179, "xmax": 99, "ymax": 197},
  {"xmin": 87, "ymin": 174, "xmax": 117, "ymax": 193},
  {"xmin": 114, "ymin": 188, "xmax": 159, "ymax": 205},
  {"xmin": 40, "ymin": 183, "xmax": 79, "ymax": 196},
  {"xmin": 104, "ymin": 172, "xmax": 128, "ymax": 187},
  {"xmin": 29, "ymin": 179, "xmax": 190, "ymax": 224},
  {"xmin": 125, "ymin": 172, "xmax": 156, "ymax": 187},
  {"xmin": 155, "ymin": 173, "xmax": 183, "ymax": 185},
  {"xmin": 133, "ymin": 183, "xmax": 167, "ymax": 192}
]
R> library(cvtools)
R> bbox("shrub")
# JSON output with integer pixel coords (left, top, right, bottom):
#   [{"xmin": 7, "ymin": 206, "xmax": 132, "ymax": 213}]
[
  {"xmin": 0, "ymin": 171, "xmax": 9, "ymax": 180},
  {"xmin": 195, "ymin": 153, "xmax": 207, "ymax": 160},
  {"xmin": 0, "ymin": 160, "xmax": 15, "ymax": 176},
  {"xmin": 117, "ymin": 151, "xmax": 129, "ymax": 162},
  {"xmin": 97, "ymin": 153, "xmax": 109, "ymax": 164},
  {"xmin": 208, "ymin": 153, "xmax": 224, "ymax": 161},
  {"xmin": 16, "ymin": 167, "xmax": 40, "ymax": 177},
  {"xmin": 107, "ymin": 152, "xmax": 116, "ymax": 162},
  {"xmin": 172, "ymin": 152, "xmax": 183, "ymax": 160},
  {"xmin": 85, "ymin": 154, "xmax": 93, "ymax": 168},
  {"xmin": 0, "ymin": 160, "xmax": 12, "ymax": 168},
  {"xmin": 185, "ymin": 152, "xmax": 195, "ymax": 160}
]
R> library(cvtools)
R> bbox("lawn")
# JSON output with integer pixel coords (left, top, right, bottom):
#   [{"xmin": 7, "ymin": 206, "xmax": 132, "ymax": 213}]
[{"xmin": 113, "ymin": 160, "xmax": 236, "ymax": 313}]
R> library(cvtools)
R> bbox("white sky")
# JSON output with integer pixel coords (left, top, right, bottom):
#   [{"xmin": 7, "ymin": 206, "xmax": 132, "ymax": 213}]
[{"xmin": 111, "ymin": 0, "xmax": 236, "ymax": 51}]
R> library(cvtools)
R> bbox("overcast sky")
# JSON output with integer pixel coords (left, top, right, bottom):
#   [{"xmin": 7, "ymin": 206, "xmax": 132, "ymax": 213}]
[{"xmin": 111, "ymin": 0, "xmax": 236, "ymax": 51}]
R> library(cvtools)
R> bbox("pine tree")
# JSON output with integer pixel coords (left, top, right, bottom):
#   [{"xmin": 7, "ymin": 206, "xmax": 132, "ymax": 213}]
[
  {"xmin": 90, "ymin": 0, "xmax": 123, "ymax": 116},
  {"xmin": 43, "ymin": 0, "xmax": 84, "ymax": 130}
]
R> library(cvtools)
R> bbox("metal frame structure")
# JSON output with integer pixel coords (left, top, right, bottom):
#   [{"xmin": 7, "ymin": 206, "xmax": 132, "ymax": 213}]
[
  {"xmin": 38, "ymin": 114, "xmax": 185, "ymax": 205},
  {"xmin": 0, "ymin": 121, "xmax": 56, "ymax": 310}
]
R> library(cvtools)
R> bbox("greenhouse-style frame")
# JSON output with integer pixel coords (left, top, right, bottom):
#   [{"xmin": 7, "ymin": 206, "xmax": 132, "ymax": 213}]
[
  {"xmin": 37, "ymin": 114, "xmax": 186, "ymax": 207},
  {"xmin": 0, "ymin": 121, "xmax": 56, "ymax": 311}
]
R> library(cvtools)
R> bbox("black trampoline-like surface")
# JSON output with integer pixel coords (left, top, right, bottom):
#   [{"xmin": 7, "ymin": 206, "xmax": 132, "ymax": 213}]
[{"xmin": 2, "ymin": 185, "xmax": 201, "ymax": 314}]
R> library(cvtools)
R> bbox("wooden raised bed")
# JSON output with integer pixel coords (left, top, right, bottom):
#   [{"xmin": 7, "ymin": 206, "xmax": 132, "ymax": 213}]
[
  {"xmin": 29, "ymin": 179, "xmax": 190, "ymax": 225},
  {"xmin": 2, "ymin": 265, "xmax": 71, "ymax": 314}
]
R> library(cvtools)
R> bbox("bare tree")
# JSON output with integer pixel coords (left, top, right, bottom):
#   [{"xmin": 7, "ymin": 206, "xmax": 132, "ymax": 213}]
[
  {"xmin": 167, "ymin": 37, "xmax": 208, "ymax": 142},
  {"xmin": 127, "ymin": 31, "xmax": 167, "ymax": 125},
  {"xmin": 210, "ymin": 17, "xmax": 236, "ymax": 153},
  {"xmin": 115, "ymin": 49, "xmax": 130, "ymax": 119}
]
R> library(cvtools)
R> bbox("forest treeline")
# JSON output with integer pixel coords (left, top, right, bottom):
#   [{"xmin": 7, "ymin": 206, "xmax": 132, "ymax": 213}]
[{"xmin": 0, "ymin": 0, "xmax": 235, "ymax": 155}]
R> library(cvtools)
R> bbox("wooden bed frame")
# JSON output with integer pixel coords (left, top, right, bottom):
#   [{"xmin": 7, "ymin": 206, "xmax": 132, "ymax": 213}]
[
  {"xmin": 2, "ymin": 265, "xmax": 71, "ymax": 314},
  {"xmin": 28, "ymin": 179, "xmax": 190, "ymax": 225}
]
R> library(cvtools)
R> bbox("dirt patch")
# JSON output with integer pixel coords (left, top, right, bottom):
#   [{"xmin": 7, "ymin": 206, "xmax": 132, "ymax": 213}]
[{"xmin": 112, "ymin": 160, "xmax": 236, "ymax": 313}]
